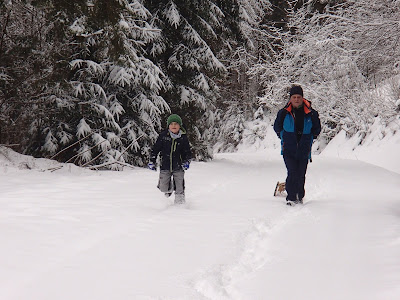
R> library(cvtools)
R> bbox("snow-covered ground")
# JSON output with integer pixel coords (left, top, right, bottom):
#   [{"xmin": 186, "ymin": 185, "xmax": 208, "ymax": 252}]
[
  {"xmin": 0, "ymin": 143, "xmax": 399, "ymax": 300},
  {"xmin": 320, "ymin": 118, "xmax": 400, "ymax": 174}
]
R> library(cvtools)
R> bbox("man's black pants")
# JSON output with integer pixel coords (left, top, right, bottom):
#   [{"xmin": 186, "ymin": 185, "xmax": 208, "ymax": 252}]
[{"xmin": 283, "ymin": 155, "xmax": 309, "ymax": 201}]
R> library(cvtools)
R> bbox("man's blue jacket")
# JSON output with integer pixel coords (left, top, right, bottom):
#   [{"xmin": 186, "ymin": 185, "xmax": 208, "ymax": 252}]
[{"xmin": 274, "ymin": 99, "xmax": 321, "ymax": 160}]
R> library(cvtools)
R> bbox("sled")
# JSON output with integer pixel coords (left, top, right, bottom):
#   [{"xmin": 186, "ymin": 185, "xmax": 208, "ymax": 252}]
[{"xmin": 273, "ymin": 181, "xmax": 286, "ymax": 197}]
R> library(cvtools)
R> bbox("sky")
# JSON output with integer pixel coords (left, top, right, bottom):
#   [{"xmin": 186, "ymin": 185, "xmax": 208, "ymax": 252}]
[{"xmin": 0, "ymin": 122, "xmax": 399, "ymax": 300}]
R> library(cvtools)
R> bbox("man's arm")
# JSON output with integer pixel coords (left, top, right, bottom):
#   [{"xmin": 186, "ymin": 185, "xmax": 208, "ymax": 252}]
[
  {"xmin": 273, "ymin": 109, "xmax": 285, "ymax": 138},
  {"xmin": 311, "ymin": 110, "xmax": 321, "ymax": 138}
]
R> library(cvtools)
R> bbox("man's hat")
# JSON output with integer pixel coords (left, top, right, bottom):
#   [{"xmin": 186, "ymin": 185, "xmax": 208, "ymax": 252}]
[{"xmin": 289, "ymin": 85, "xmax": 303, "ymax": 97}]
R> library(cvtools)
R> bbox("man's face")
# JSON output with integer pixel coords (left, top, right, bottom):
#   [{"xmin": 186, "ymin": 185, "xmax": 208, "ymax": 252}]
[
  {"xmin": 169, "ymin": 122, "xmax": 180, "ymax": 134},
  {"xmin": 290, "ymin": 94, "xmax": 303, "ymax": 108}
]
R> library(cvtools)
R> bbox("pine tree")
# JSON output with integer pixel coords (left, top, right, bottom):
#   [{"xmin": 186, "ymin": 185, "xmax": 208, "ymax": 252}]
[
  {"xmin": 144, "ymin": 0, "xmax": 229, "ymax": 160},
  {"xmin": 215, "ymin": 0, "xmax": 275, "ymax": 151},
  {"xmin": 0, "ymin": 0, "xmax": 54, "ymax": 151},
  {"xmin": 7, "ymin": 0, "xmax": 169, "ymax": 169}
]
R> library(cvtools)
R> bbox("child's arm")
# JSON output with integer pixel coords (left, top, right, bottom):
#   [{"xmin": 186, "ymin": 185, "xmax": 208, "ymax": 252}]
[
  {"xmin": 149, "ymin": 134, "xmax": 163, "ymax": 164},
  {"xmin": 181, "ymin": 135, "xmax": 192, "ymax": 163}
]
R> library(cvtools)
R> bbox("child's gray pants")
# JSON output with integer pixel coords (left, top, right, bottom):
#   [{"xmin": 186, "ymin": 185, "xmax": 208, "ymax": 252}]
[{"xmin": 158, "ymin": 170, "xmax": 185, "ymax": 195}]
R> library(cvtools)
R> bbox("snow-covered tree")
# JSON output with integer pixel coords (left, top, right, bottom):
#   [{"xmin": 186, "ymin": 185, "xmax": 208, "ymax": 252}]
[
  {"xmin": 254, "ymin": 0, "xmax": 400, "ymax": 145},
  {"xmin": 61, "ymin": 0, "xmax": 168, "ymax": 168},
  {"xmin": 214, "ymin": 0, "xmax": 274, "ymax": 151},
  {"xmin": 3, "ymin": 0, "xmax": 169, "ymax": 168},
  {"xmin": 0, "ymin": 0, "xmax": 53, "ymax": 150},
  {"xmin": 145, "ymin": 0, "xmax": 231, "ymax": 160}
]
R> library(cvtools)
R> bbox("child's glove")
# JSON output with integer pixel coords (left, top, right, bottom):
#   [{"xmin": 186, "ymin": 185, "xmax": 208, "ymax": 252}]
[
  {"xmin": 147, "ymin": 162, "xmax": 156, "ymax": 171},
  {"xmin": 182, "ymin": 161, "xmax": 190, "ymax": 170}
]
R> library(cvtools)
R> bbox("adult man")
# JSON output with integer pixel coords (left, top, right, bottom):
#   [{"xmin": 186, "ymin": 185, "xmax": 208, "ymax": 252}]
[{"xmin": 273, "ymin": 85, "xmax": 321, "ymax": 205}]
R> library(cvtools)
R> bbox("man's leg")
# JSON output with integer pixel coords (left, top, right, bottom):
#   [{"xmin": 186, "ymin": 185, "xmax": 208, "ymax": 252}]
[
  {"xmin": 158, "ymin": 170, "xmax": 173, "ymax": 196},
  {"xmin": 172, "ymin": 170, "xmax": 185, "ymax": 204},
  {"xmin": 283, "ymin": 155, "xmax": 299, "ymax": 202},
  {"xmin": 297, "ymin": 159, "xmax": 309, "ymax": 201}
]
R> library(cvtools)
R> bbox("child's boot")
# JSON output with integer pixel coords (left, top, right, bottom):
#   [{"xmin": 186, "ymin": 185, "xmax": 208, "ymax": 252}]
[{"xmin": 174, "ymin": 193, "xmax": 185, "ymax": 204}]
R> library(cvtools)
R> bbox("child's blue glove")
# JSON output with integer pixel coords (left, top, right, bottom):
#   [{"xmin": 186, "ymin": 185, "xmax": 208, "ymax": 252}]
[
  {"xmin": 182, "ymin": 161, "xmax": 190, "ymax": 170},
  {"xmin": 147, "ymin": 162, "xmax": 156, "ymax": 171}
]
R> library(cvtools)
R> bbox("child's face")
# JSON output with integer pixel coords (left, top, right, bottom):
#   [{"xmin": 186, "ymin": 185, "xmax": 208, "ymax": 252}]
[{"xmin": 169, "ymin": 122, "xmax": 180, "ymax": 134}]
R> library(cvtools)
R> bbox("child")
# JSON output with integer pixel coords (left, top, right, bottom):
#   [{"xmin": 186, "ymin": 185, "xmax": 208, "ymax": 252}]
[{"xmin": 148, "ymin": 114, "xmax": 192, "ymax": 204}]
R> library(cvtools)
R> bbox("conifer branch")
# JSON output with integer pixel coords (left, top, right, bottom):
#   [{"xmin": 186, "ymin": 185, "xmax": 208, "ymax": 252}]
[
  {"xmin": 50, "ymin": 132, "xmax": 95, "ymax": 160},
  {"xmin": 65, "ymin": 138, "xmax": 108, "ymax": 163}
]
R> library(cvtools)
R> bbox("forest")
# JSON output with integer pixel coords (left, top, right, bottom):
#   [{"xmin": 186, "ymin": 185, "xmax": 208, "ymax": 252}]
[{"xmin": 1, "ymin": 0, "xmax": 399, "ymax": 169}]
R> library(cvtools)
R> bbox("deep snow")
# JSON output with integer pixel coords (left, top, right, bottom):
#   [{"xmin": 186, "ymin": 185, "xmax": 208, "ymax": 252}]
[{"xmin": 0, "ymin": 144, "xmax": 399, "ymax": 300}]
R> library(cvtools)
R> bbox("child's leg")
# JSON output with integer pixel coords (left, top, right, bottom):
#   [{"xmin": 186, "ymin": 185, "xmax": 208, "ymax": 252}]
[
  {"xmin": 172, "ymin": 170, "xmax": 185, "ymax": 203},
  {"xmin": 157, "ymin": 170, "xmax": 173, "ymax": 193}
]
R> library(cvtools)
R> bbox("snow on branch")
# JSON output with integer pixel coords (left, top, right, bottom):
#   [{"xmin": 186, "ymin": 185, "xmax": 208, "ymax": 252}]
[
  {"xmin": 192, "ymin": 74, "xmax": 210, "ymax": 92},
  {"xmin": 168, "ymin": 45, "xmax": 185, "ymax": 71},
  {"xmin": 125, "ymin": 0, "xmax": 151, "ymax": 19},
  {"xmin": 198, "ymin": 16, "xmax": 217, "ymax": 39},
  {"xmin": 57, "ymin": 130, "xmax": 73, "ymax": 145},
  {"xmin": 71, "ymin": 82, "xmax": 107, "ymax": 101},
  {"xmin": 77, "ymin": 118, "xmax": 92, "ymax": 138},
  {"xmin": 69, "ymin": 59, "xmax": 105, "ymax": 76},
  {"xmin": 108, "ymin": 66, "xmax": 136, "ymax": 87},
  {"xmin": 50, "ymin": 133, "xmax": 95, "ymax": 160},
  {"xmin": 92, "ymin": 103, "xmax": 122, "ymax": 132},
  {"xmin": 78, "ymin": 144, "xmax": 95, "ymax": 164},
  {"xmin": 209, "ymin": 1, "xmax": 225, "ymax": 19},
  {"xmin": 150, "ymin": 94, "xmax": 170, "ymax": 114},
  {"xmin": 43, "ymin": 130, "xmax": 58, "ymax": 154},
  {"xmin": 109, "ymin": 100, "xmax": 125, "ymax": 121},
  {"xmin": 139, "ymin": 94, "xmax": 162, "ymax": 118},
  {"xmin": 92, "ymin": 133, "xmax": 111, "ymax": 152},
  {"xmin": 164, "ymin": 1, "xmax": 181, "ymax": 28},
  {"xmin": 182, "ymin": 23, "xmax": 205, "ymax": 47},
  {"xmin": 196, "ymin": 48, "xmax": 226, "ymax": 72},
  {"xmin": 106, "ymin": 132, "xmax": 122, "ymax": 146},
  {"xmin": 180, "ymin": 86, "xmax": 207, "ymax": 110}
]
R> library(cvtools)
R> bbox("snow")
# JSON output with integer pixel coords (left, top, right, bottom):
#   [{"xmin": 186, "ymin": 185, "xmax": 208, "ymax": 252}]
[
  {"xmin": 321, "ymin": 118, "xmax": 400, "ymax": 174},
  {"xmin": 76, "ymin": 118, "xmax": 92, "ymax": 138},
  {"xmin": 0, "ymin": 137, "xmax": 399, "ymax": 300}
]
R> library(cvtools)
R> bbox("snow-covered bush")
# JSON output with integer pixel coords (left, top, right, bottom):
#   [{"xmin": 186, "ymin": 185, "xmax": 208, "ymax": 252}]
[{"xmin": 253, "ymin": 0, "xmax": 400, "ymax": 148}]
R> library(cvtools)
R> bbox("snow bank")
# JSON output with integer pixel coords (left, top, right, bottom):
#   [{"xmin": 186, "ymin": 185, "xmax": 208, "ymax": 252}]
[
  {"xmin": 236, "ymin": 117, "xmax": 281, "ymax": 155},
  {"xmin": 0, "ymin": 146, "xmax": 88, "ymax": 175},
  {"xmin": 320, "ymin": 118, "xmax": 400, "ymax": 174},
  {"xmin": 237, "ymin": 116, "xmax": 400, "ymax": 174}
]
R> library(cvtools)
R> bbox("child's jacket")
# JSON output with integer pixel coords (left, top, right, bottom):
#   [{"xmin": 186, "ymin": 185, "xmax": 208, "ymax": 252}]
[{"xmin": 150, "ymin": 129, "xmax": 192, "ymax": 171}]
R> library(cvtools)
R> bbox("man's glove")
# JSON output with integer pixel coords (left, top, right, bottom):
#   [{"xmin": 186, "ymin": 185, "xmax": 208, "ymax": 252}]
[
  {"xmin": 182, "ymin": 161, "xmax": 190, "ymax": 170},
  {"xmin": 147, "ymin": 162, "xmax": 156, "ymax": 171}
]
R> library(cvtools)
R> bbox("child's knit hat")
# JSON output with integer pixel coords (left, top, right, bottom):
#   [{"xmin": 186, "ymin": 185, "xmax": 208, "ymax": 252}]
[{"xmin": 167, "ymin": 114, "xmax": 182, "ymax": 126}]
